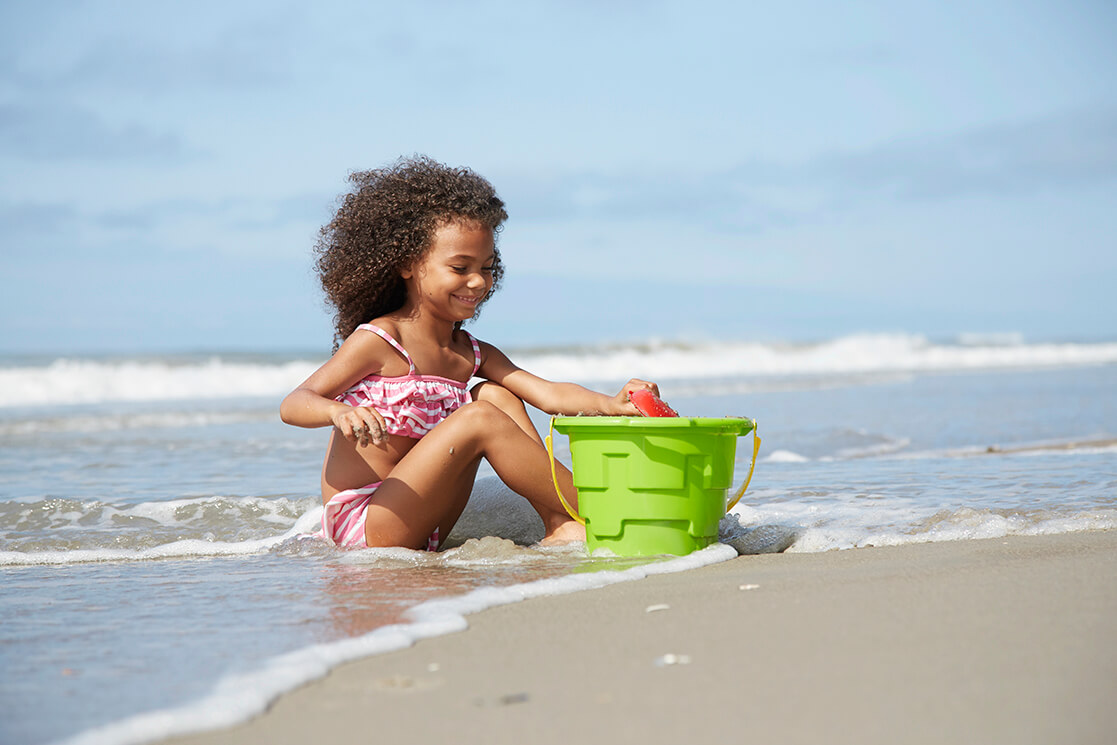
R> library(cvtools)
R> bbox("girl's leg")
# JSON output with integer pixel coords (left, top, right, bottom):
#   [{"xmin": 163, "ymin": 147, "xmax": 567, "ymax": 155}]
[
  {"xmin": 433, "ymin": 457, "xmax": 481, "ymax": 548},
  {"xmin": 470, "ymin": 381, "xmax": 545, "ymax": 445},
  {"xmin": 362, "ymin": 401, "xmax": 583, "ymax": 549},
  {"xmin": 471, "ymin": 381, "xmax": 580, "ymax": 531}
]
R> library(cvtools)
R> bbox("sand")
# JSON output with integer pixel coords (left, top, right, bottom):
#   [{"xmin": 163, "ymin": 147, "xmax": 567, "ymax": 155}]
[{"xmin": 164, "ymin": 531, "xmax": 1117, "ymax": 745}]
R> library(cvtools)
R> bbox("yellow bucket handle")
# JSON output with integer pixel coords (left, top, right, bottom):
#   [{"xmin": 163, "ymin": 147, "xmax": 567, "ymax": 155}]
[
  {"xmin": 546, "ymin": 416, "xmax": 585, "ymax": 525},
  {"xmin": 546, "ymin": 417, "xmax": 761, "ymax": 520},
  {"xmin": 727, "ymin": 420, "xmax": 761, "ymax": 511}
]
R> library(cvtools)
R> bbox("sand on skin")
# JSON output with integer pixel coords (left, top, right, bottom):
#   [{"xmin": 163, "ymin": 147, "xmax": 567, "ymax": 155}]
[{"xmin": 164, "ymin": 531, "xmax": 1117, "ymax": 745}]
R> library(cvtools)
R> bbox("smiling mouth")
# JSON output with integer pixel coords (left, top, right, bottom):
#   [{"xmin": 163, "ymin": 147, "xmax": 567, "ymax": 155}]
[{"xmin": 453, "ymin": 295, "xmax": 482, "ymax": 306}]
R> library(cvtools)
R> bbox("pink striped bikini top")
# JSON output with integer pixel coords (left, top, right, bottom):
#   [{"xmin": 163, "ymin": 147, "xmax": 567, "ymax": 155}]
[{"xmin": 335, "ymin": 324, "xmax": 481, "ymax": 439}]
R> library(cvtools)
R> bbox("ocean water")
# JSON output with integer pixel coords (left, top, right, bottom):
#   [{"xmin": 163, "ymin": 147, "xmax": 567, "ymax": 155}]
[{"xmin": 1, "ymin": 333, "xmax": 1115, "ymax": 745}]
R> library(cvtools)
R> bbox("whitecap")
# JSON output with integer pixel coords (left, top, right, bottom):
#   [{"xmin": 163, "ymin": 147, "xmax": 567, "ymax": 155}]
[{"xmin": 765, "ymin": 449, "xmax": 809, "ymax": 463}]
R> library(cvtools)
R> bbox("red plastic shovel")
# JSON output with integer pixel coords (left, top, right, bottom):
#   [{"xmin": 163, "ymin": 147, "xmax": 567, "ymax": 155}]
[{"xmin": 629, "ymin": 389, "xmax": 679, "ymax": 417}]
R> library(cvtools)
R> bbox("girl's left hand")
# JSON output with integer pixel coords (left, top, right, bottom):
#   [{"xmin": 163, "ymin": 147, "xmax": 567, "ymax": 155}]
[{"xmin": 611, "ymin": 379, "xmax": 660, "ymax": 415}]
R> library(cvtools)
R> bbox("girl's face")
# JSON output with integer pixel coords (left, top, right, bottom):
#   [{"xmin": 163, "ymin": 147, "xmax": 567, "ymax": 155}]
[{"xmin": 402, "ymin": 221, "xmax": 496, "ymax": 322}]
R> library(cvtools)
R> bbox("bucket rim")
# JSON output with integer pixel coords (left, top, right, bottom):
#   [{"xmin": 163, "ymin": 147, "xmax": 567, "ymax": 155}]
[{"xmin": 552, "ymin": 416, "xmax": 754, "ymax": 435}]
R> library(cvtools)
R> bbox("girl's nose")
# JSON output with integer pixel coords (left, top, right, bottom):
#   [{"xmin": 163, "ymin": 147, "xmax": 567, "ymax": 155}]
[{"xmin": 467, "ymin": 272, "xmax": 488, "ymax": 289}]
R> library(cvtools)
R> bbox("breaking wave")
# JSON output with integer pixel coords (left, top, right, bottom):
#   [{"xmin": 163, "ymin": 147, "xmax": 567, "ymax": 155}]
[{"xmin": 3, "ymin": 333, "xmax": 1116, "ymax": 408}]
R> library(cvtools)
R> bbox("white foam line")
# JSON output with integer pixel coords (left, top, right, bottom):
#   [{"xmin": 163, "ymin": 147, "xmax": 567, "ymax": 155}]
[
  {"xmin": 6, "ymin": 335, "xmax": 1117, "ymax": 409},
  {"xmin": 0, "ymin": 538, "xmax": 283, "ymax": 566},
  {"xmin": 52, "ymin": 543, "xmax": 737, "ymax": 745},
  {"xmin": 0, "ymin": 510, "xmax": 324, "ymax": 566}
]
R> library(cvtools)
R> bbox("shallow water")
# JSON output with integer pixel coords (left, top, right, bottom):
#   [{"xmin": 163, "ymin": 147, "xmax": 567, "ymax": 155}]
[
  {"xmin": 1, "ymin": 335, "xmax": 1114, "ymax": 744},
  {"xmin": 0, "ymin": 541, "xmax": 611, "ymax": 745}
]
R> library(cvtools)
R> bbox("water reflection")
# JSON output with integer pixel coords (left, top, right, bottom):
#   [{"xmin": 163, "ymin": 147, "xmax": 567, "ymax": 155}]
[
  {"xmin": 316, "ymin": 539, "xmax": 589, "ymax": 639},
  {"xmin": 321, "ymin": 563, "xmax": 489, "ymax": 637}
]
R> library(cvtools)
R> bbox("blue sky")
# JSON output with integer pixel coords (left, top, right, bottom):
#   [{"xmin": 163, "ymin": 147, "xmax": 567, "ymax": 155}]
[{"xmin": 2, "ymin": 0, "xmax": 1115, "ymax": 354}]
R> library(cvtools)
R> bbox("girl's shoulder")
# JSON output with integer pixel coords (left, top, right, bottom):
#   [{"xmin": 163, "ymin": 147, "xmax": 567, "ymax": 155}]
[
  {"xmin": 340, "ymin": 319, "xmax": 406, "ymax": 360},
  {"xmin": 358, "ymin": 315, "xmax": 401, "ymax": 334},
  {"xmin": 348, "ymin": 318, "xmax": 405, "ymax": 345}
]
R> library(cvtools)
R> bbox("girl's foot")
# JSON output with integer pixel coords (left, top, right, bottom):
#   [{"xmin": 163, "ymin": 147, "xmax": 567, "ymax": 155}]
[{"xmin": 539, "ymin": 519, "xmax": 587, "ymax": 545}]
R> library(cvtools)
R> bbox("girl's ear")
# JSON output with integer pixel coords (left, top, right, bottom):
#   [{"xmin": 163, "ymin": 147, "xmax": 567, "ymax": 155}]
[{"xmin": 400, "ymin": 262, "xmax": 415, "ymax": 280}]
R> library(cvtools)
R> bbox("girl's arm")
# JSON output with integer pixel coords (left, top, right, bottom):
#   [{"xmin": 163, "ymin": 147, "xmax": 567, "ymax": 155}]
[
  {"xmin": 477, "ymin": 343, "xmax": 656, "ymax": 416},
  {"xmin": 279, "ymin": 332, "xmax": 390, "ymax": 444}
]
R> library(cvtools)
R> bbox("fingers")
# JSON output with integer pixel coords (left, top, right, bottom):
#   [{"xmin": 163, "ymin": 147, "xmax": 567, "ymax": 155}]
[
  {"xmin": 338, "ymin": 407, "xmax": 387, "ymax": 446},
  {"xmin": 350, "ymin": 421, "xmax": 372, "ymax": 447},
  {"xmin": 612, "ymin": 379, "xmax": 660, "ymax": 415},
  {"xmin": 623, "ymin": 378, "xmax": 660, "ymax": 397}
]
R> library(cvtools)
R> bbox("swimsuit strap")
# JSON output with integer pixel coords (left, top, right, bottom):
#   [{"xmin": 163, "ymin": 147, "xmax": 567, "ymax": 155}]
[
  {"xmin": 359, "ymin": 324, "xmax": 480, "ymax": 377},
  {"xmin": 460, "ymin": 330, "xmax": 482, "ymax": 376},
  {"xmin": 357, "ymin": 324, "xmax": 416, "ymax": 375}
]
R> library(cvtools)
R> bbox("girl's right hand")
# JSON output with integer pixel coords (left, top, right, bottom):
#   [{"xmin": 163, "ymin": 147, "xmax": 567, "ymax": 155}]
[
  {"xmin": 331, "ymin": 406, "xmax": 388, "ymax": 447},
  {"xmin": 611, "ymin": 379, "xmax": 660, "ymax": 415}
]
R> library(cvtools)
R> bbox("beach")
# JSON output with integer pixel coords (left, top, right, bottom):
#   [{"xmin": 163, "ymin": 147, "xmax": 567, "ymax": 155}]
[
  {"xmin": 162, "ymin": 530, "xmax": 1117, "ymax": 745},
  {"xmin": 4, "ymin": 341, "xmax": 1116, "ymax": 744}
]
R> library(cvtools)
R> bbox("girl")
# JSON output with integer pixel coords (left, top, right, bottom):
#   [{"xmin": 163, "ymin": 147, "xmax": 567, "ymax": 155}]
[{"xmin": 281, "ymin": 156, "xmax": 657, "ymax": 551}]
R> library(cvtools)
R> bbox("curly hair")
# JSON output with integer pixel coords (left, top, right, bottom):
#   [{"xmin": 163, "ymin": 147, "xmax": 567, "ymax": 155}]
[{"xmin": 314, "ymin": 155, "xmax": 508, "ymax": 347}]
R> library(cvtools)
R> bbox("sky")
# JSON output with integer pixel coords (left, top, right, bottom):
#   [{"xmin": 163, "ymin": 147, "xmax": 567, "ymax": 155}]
[{"xmin": 1, "ymin": 0, "xmax": 1115, "ymax": 355}]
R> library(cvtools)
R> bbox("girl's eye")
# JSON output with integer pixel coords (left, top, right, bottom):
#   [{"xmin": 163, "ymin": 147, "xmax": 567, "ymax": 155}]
[{"xmin": 482, "ymin": 266, "xmax": 494, "ymax": 274}]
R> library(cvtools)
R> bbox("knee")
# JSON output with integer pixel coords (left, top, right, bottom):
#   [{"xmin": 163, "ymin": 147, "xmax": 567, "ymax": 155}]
[
  {"xmin": 471, "ymin": 381, "xmax": 527, "ymax": 413},
  {"xmin": 446, "ymin": 398, "xmax": 511, "ymax": 431}
]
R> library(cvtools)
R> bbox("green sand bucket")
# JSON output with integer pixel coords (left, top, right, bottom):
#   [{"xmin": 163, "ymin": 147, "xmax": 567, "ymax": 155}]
[{"xmin": 546, "ymin": 417, "xmax": 760, "ymax": 557}]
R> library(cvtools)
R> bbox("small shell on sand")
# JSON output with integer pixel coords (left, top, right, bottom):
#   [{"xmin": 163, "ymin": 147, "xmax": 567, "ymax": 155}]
[{"xmin": 654, "ymin": 653, "xmax": 692, "ymax": 667}]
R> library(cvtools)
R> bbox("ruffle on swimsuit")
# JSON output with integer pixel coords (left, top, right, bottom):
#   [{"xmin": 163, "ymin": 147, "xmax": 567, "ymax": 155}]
[{"xmin": 335, "ymin": 324, "xmax": 481, "ymax": 439}]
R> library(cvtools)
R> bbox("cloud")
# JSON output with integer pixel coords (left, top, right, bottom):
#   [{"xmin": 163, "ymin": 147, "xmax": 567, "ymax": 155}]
[
  {"xmin": 499, "ymin": 163, "xmax": 805, "ymax": 234},
  {"xmin": 88, "ymin": 191, "xmax": 333, "ymax": 233},
  {"xmin": 0, "ymin": 190, "xmax": 332, "ymax": 270},
  {"xmin": 0, "ymin": 200, "xmax": 80, "ymax": 240},
  {"xmin": 499, "ymin": 107, "xmax": 1117, "ymax": 229},
  {"xmin": 807, "ymin": 107, "xmax": 1117, "ymax": 200},
  {"xmin": 0, "ymin": 3, "xmax": 295, "ymax": 96},
  {"xmin": 0, "ymin": 102, "xmax": 191, "ymax": 162},
  {"xmin": 44, "ymin": 34, "xmax": 289, "ymax": 96}
]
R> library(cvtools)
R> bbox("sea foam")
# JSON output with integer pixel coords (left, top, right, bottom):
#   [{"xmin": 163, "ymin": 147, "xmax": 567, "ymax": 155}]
[
  {"xmin": 0, "ymin": 357, "xmax": 320, "ymax": 408},
  {"xmin": 0, "ymin": 497, "xmax": 323, "ymax": 565},
  {"xmin": 3, "ymin": 334, "xmax": 1116, "ymax": 408},
  {"xmin": 516, "ymin": 334, "xmax": 1117, "ymax": 384},
  {"xmin": 731, "ymin": 497, "xmax": 1117, "ymax": 554}
]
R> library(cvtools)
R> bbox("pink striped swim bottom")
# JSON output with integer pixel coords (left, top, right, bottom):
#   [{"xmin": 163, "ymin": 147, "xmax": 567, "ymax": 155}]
[{"xmin": 318, "ymin": 482, "xmax": 440, "ymax": 551}]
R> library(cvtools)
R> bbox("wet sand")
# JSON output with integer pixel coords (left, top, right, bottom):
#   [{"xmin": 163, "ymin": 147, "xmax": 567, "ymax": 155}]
[{"xmin": 164, "ymin": 531, "xmax": 1117, "ymax": 745}]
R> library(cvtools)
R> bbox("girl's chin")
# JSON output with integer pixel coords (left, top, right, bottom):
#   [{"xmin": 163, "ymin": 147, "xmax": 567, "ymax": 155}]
[
  {"xmin": 442, "ymin": 307, "xmax": 478, "ymax": 323},
  {"xmin": 451, "ymin": 299, "xmax": 483, "ymax": 315}
]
